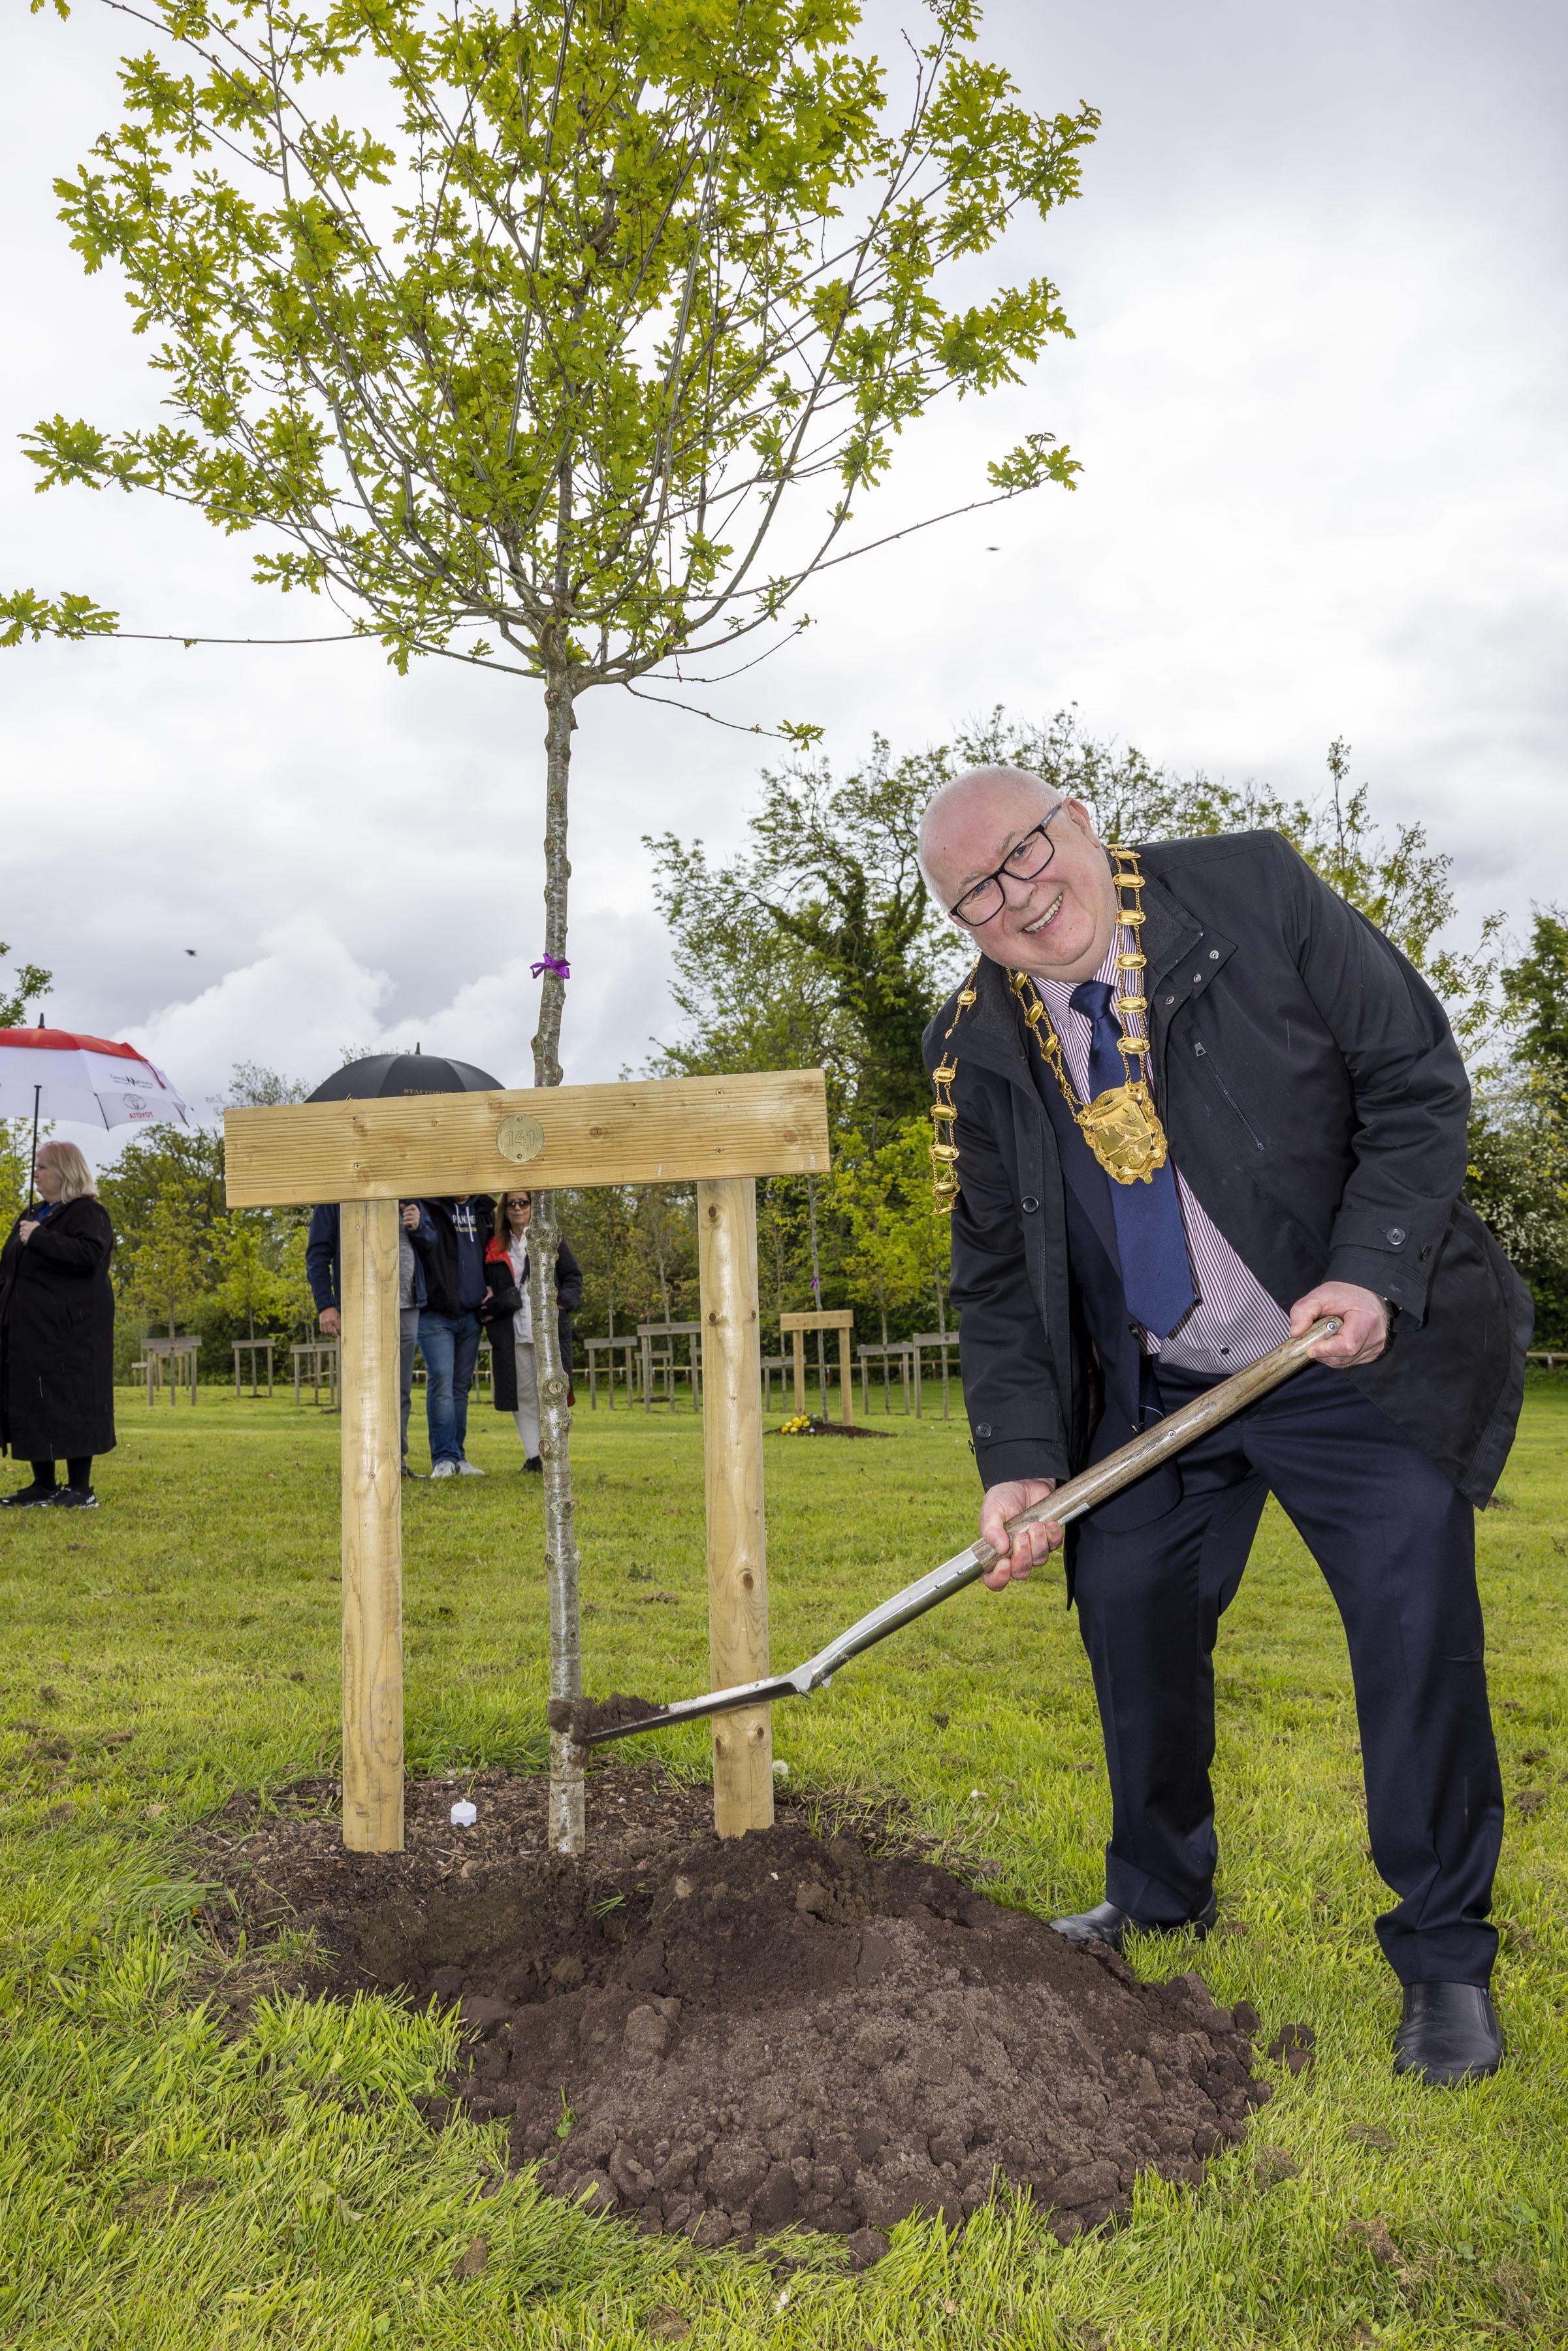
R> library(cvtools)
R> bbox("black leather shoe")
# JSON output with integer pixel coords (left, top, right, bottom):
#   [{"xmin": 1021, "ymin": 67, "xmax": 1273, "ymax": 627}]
[
  {"xmin": 523, "ymin": 1456, "xmax": 543, "ymax": 1473},
  {"xmin": 0, "ymin": 1482, "xmax": 56, "ymax": 1507},
  {"xmin": 1050, "ymin": 1892, "xmax": 1218, "ymax": 1952},
  {"xmin": 1392, "ymin": 1982, "xmax": 1505, "ymax": 2087}
]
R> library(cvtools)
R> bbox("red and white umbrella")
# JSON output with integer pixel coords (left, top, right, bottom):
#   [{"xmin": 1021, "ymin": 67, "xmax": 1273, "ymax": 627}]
[{"xmin": 0, "ymin": 1026, "xmax": 193, "ymax": 1158}]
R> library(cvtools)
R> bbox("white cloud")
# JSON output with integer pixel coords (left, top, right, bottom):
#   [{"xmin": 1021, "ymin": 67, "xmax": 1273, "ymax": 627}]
[
  {"xmin": 127, "ymin": 917, "xmax": 395, "ymax": 1106},
  {"xmin": 110, "ymin": 903, "xmax": 677, "ymax": 1117}
]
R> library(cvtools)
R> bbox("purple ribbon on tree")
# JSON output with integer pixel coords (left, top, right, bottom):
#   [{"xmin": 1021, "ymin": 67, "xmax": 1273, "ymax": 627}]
[{"xmin": 531, "ymin": 955, "xmax": 571, "ymax": 980}]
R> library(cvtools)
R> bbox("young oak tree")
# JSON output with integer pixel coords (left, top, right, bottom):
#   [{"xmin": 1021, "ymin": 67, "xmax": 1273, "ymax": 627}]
[{"xmin": 8, "ymin": 0, "xmax": 1097, "ymax": 1849}]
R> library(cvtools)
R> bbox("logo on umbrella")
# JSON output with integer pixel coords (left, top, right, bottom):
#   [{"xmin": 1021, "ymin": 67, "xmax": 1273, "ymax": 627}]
[{"xmin": 122, "ymin": 1093, "xmax": 152, "ymax": 1116}]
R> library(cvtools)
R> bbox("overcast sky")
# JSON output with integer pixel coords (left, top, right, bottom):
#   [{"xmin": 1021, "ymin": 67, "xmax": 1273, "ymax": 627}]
[{"xmin": 3, "ymin": 0, "xmax": 1563, "ymax": 1159}]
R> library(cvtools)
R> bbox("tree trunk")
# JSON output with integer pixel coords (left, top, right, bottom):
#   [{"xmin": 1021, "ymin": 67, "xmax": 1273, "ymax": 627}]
[{"xmin": 530, "ymin": 651, "xmax": 585, "ymax": 1856}]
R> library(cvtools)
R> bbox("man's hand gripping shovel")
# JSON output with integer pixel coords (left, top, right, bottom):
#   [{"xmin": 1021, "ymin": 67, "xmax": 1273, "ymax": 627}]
[{"xmin": 562, "ymin": 1320, "xmax": 1341, "ymax": 1750}]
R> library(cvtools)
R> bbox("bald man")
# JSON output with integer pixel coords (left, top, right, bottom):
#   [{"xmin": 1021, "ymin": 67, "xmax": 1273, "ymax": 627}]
[{"xmin": 919, "ymin": 768, "xmax": 1531, "ymax": 2087}]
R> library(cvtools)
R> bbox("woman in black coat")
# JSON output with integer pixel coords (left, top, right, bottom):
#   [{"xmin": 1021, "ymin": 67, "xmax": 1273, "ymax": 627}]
[
  {"xmin": 0, "ymin": 1141, "xmax": 116, "ymax": 1508},
  {"xmin": 481, "ymin": 1190, "xmax": 583, "ymax": 1471}
]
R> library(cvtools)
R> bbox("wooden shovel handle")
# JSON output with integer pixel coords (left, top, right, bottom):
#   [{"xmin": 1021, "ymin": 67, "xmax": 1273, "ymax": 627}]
[{"xmin": 997, "ymin": 1317, "xmax": 1343, "ymax": 1550}]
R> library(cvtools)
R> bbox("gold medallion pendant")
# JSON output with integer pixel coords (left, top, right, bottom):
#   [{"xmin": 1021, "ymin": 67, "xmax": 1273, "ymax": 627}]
[{"xmin": 1076, "ymin": 1078, "xmax": 1168, "ymax": 1185}]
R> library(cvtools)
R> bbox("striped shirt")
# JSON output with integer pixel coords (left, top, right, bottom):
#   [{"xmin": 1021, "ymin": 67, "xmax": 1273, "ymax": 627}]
[{"xmin": 1034, "ymin": 933, "xmax": 1291, "ymax": 1373}]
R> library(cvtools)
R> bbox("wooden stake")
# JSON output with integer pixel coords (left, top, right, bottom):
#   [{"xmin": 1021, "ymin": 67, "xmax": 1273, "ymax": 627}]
[
  {"xmin": 837, "ymin": 1324, "xmax": 854, "ymax": 1426},
  {"xmin": 697, "ymin": 1177, "xmax": 773, "ymax": 1836},
  {"xmin": 340, "ymin": 1197, "xmax": 404, "ymax": 1852},
  {"xmin": 791, "ymin": 1328, "xmax": 805, "ymax": 1415}
]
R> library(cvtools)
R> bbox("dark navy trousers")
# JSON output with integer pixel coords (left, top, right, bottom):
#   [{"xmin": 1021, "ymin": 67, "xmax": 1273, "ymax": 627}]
[{"xmin": 1072, "ymin": 1360, "xmax": 1504, "ymax": 1985}]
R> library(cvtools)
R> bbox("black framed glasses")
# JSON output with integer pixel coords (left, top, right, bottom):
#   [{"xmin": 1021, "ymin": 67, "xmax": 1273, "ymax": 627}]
[{"xmin": 948, "ymin": 803, "xmax": 1069, "ymax": 927}]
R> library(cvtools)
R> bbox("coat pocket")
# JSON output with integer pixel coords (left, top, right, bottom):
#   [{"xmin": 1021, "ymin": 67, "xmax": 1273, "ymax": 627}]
[{"xmin": 1196, "ymin": 1049, "xmax": 1267, "ymax": 1155}]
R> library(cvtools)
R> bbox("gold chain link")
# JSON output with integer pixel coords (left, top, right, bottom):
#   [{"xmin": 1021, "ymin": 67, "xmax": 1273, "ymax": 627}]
[{"xmin": 928, "ymin": 959, "xmax": 979, "ymax": 1215}]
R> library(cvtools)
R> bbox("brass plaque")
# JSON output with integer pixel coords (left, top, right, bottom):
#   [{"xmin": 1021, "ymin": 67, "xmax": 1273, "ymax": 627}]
[{"xmin": 496, "ymin": 1112, "xmax": 545, "ymax": 1163}]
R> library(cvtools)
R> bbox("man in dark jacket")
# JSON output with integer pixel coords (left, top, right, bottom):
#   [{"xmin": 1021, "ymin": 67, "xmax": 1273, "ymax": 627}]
[
  {"xmin": 920, "ymin": 767, "xmax": 1532, "ymax": 2088},
  {"xmin": 409, "ymin": 1195, "xmax": 492, "ymax": 1477},
  {"xmin": 306, "ymin": 1201, "xmax": 426, "ymax": 1474}
]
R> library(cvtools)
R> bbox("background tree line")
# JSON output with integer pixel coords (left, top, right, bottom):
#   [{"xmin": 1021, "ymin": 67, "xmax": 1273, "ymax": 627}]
[{"xmin": 5, "ymin": 708, "xmax": 1564, "ymax": 1369}]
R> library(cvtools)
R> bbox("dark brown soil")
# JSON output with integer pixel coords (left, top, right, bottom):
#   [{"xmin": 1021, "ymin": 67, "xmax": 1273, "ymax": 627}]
[
  {"xmin": 199, "ymin": 1768, "xmax": 1270, "ymax": 2263},
  {"xmin": 547, "ymin": 1693, "xmax": 662, "ymax": 1742},
  {"xmin": 771, "ymin": 1420, "xmax": 892, "ymax": 1439}
]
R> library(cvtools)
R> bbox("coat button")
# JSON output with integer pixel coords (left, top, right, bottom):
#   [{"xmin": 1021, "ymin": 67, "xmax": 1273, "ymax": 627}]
[
  {"xmin": 1387, "ymin": 1227, "xmax": 1406, "ymax": 1247},
  {"xmin": 1021, "ymin": 1195, "xmax": 1040, "ymax": 1213},
  {"xmin": 1209, "ymin": 948, "xmax": 1220, "ymax": 959},
  {"xmin": 1164, "ymin": 995, "xmax": 1175, "ymax": 1007},
  {"xmin": 1192, "ymin": 973, "xmax": 1203, "ymax": 984},
  {"xmin": 975, "ymin": 1422, "xmax": 991, "ymax": 1437},
  {"xmin": 1420, "ymin": 1243, "xmax": 1432, "ymax": 1261}
]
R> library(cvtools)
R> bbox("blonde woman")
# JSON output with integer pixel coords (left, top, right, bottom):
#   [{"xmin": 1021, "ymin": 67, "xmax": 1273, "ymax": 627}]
[
  {"xmin": 0, "ymin": 1142, "xmax": 116, "ymax": 1507},
  {"xmin": 481, "ymin": 1191, "xmax": 583, "ymax": 1472}
]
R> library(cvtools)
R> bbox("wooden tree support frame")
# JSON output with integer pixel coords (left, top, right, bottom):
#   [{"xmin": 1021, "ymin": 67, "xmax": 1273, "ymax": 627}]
[
  {"xmin": 779, "ymin": 1307, "xmax": 855, "ymax": 1424},
  {"xmin": 225, "ymin": 1070, "xmax": 829, "ymax": 1853}
]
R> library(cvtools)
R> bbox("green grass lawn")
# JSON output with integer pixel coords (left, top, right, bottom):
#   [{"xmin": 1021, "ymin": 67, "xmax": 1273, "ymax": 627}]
[{"xmin": 1, "ymin": 1375, "xmax": 1565, "ymax": 2349}]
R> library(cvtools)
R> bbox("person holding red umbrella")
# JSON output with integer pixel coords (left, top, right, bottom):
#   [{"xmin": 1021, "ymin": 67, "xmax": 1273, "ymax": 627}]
[{"xmin": 0, "ymin": 1141, "xmax": 116, "ymax": 1507}]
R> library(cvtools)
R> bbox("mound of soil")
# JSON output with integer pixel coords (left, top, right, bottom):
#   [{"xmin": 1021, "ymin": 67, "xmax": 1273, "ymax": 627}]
[
  {"xmin": 202, "ymin": 1769, "xmax": 1269, "ymax": 2262},
  {"xmin": 772, "ymin": 1419, "xmax": 891, "ymax": 1439}
]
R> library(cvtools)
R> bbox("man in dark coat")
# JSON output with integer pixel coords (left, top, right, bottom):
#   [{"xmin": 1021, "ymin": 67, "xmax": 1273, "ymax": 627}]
[
  {"xmin": 0, "ymin": 1142, "xmax": 116, "ymax": 1507},
  {"xmin": 408, "ymin": 1195, "xmax": 492, "ymax": 1476},
  {"xmin": 919, "ymin": 767, "xmax": 1532, "ymax": 2088},
  {"xmin": 306, "ymin": 1200, "xmax": 426, "ymax": 1474}
]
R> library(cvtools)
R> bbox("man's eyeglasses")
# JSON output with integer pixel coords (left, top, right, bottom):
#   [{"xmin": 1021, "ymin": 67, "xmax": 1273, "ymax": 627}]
[{"xmin": 948, "ymin": 803, "xmax": 1069, "ymax": 927}]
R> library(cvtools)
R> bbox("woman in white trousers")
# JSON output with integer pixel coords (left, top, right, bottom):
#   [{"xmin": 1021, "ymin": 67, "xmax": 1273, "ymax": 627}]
[
  {"xmin": 482, "ymin": 1194, "xmax": 583, "ymax": 1471},
  {"xmin": 486, "ymin": 1191, "xmax": 543, "ymax": 1469}
]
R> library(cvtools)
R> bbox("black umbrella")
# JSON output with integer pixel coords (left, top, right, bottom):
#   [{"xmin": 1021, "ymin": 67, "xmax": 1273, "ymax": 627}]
[{"xmin": 307, "ymin": 1048, "xmax": 503, "ymax": 1102}]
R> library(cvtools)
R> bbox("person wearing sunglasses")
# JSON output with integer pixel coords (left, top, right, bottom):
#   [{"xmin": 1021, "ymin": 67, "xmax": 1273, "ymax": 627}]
[
  {"xmin": 481, "ymin": 1191, "xmax": 583, "ymax": 1471},
  {"xmin": 917, "ymin": 763, "xmax": 1530, "ymax": 2089}
]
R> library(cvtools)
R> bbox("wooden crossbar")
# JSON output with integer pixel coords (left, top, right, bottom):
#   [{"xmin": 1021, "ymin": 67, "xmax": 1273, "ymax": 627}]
[{"xmin": 223, "ymin": 1069, "xmax": 829, "ymax": 1206}]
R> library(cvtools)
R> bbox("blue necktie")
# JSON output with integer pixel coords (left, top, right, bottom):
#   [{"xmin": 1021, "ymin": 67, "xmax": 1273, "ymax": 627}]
[{"xmin": 1068, "ymin": 980, "xmax": 1197, "ymax": 1341}]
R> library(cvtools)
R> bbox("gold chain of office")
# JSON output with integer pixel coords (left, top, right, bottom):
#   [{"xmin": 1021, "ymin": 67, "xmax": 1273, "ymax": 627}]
[{"xmin": 929, "ymin": 845, "xmax": 1170, "ymax": 1212}]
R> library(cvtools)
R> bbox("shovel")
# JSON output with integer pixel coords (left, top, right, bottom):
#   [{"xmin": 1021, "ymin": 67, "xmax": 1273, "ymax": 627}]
[{"xmin": 569, "ymin": 1318, "xmax": 1341, "ymax": 1748}]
